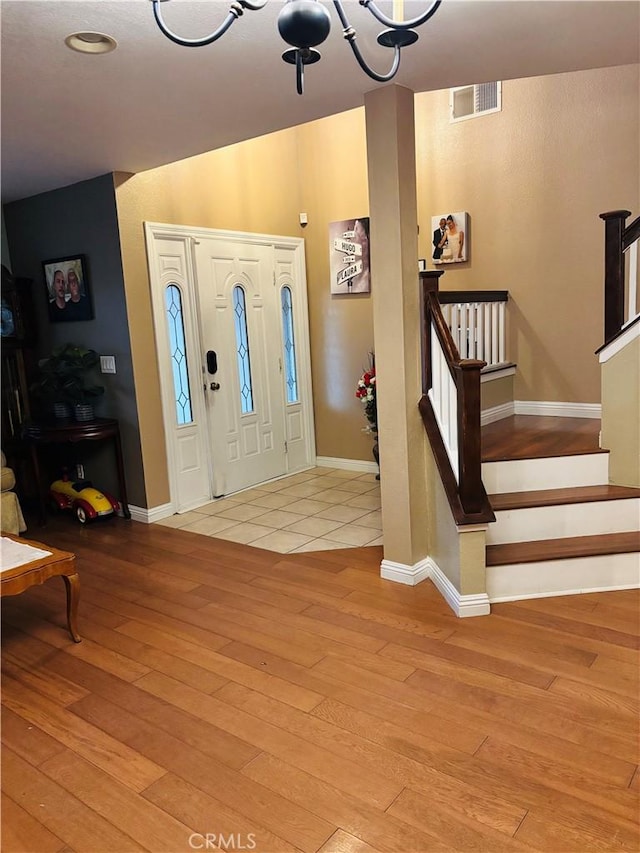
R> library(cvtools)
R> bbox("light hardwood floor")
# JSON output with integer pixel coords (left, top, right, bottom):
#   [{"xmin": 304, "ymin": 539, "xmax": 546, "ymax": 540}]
[{"xmin": 2, "ymin": 517, "xmax": 638, "ymax": 853}]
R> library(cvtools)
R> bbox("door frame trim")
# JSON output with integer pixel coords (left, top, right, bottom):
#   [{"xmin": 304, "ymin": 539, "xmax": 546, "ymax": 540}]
[{"xmin": 145, "ymin": 221, "xmax": 316, "ymax": 512}]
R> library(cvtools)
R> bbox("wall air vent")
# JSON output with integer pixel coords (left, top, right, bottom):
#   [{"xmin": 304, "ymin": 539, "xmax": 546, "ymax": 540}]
[{"xmin": 450, "ymin": 82, "xmax": 502, "ymax": 122}]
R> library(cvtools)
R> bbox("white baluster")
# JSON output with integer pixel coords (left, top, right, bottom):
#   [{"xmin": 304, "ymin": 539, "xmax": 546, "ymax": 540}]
[
  {"xmin": 498, "ymin": 301, "xmax": 506, "ymax": 364},
  {"xmin": 476, "ymin": 303, "xmax": 484, "ymax": 361},
  {"xmin": 431, "ymin": 324, "xmax": 440, "ymax": 406},
  {"xmin": 450, "ymin": 304, "xmax": 459, "ymax": 354},
  {"xmin": 484, "ymin": 303, "xmax": 491, "ymax": 364},
  {"xmin": 443, "ymin": 303, "xmax": 451, "ymax": 332},
  {"xmin": 491, "ymin": 302, "xmax": 499, "ymax": 367},
  {"xmin": 449, "ymin": 367, "xmax": 458, "ymax": 481},
  {"xmin": 627, "ymin": 239, "xmax": 638, "ymax": 323},
  {"xmin": 468, "ymin": 303, "xmax": 477, "ymax": 360}
]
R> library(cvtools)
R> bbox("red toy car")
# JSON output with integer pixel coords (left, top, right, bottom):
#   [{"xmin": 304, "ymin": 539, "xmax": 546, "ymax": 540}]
[{"xmin": 50, "ymin": 476, "xmax": 120, "ymax": 524}]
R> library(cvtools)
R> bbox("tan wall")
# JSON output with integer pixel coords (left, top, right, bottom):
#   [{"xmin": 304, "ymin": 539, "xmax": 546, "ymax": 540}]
[
  {"xmin": 296, "ymin": 111, "xmax": 374, "ymax": 462},
  {"xmin": 114, "ymin": 129, "xmax": 305, "ymax": 507},
  {"xmin": 601, "ymin": 334, "xmax": 640, "ymax": 487},
  {"xmin": 115, "ymin": 64, "xmax": 639, "ymax": 508},
  {"xmin": 416, "ymin": 64, "xmax": 639, "ymax": 405}
]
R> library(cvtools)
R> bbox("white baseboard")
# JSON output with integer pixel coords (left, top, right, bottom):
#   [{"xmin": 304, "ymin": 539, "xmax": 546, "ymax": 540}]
[
  {"xmin": 380, "ymin": 557, "xmax": 431, "ymax": 586},
  {"xmin": 429, "ymin": 558, "xmax": 491, "ymax": 617},
  {"xmin": 481, "ymin": 400, "xmax": 602, "ymax": 425},
  {"xmin": 481, "ymin": 402, "xmax": 515, "ymax": 426},
  {"xmin": 380, "ymin": 556, "xmax": 491, "ymax": 617},
  {"xmin": 128, "ymin": 502, "xmax": 173, "ymax": 524},
  {"xmin": 514, "ymin": 401, "xmax": 601, "ymax": 419},
  {"xmin": 316, "ymin": 456, "xmax": 379, "ymax": 474}
]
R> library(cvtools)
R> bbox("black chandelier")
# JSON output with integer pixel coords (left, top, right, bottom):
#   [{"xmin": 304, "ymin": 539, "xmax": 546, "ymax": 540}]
[{"xmin": 150, "ymin": 0, "xmax": 442, "ymax": 95}]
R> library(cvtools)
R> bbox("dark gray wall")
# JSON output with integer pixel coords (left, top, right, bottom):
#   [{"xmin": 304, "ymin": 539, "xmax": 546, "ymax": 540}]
[{"xmin": 3, "ymin": 173, "xmax": 147, "ymax": 508}]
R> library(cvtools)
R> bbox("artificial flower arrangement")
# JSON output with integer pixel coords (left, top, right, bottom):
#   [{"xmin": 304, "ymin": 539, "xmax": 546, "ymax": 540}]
[{"xmin": 355, "ymin": 357, "xmax": 377, "ymax": 434}]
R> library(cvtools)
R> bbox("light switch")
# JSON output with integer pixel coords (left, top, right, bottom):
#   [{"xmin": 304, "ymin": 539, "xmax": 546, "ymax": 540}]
[{"xmin": 100, "ymin": 355, "xmax": 116, "ymax": 374}]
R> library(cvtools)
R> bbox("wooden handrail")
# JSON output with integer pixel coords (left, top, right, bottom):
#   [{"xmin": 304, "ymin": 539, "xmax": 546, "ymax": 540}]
[
  {"xmin": 420, "ymin": 276, "xmax": 495, "ymax": 525},
  {"xmin": 438, "ymin": 290, "xmax": 509, "ymax": 304}
]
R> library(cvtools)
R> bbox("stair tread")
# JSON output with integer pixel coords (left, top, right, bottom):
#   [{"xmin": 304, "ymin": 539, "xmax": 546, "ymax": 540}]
[
  {"xmin": 482, "ymin": 448, "xmax": 608, "ymax": 463},
  {"xmin": 486, "ymin": 531, "xmax": 640, "ymax": 566},
  {"xmin": 490, "ymin": 484, "xmax": 640, "ymax": 511}
]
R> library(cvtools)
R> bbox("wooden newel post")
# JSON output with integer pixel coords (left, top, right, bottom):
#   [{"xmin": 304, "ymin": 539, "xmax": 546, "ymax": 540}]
[
  {"xmin": 599, "ymin": 210, "xmax": 630, "ymax": 344},
  {"xmin": 420, "ymin": 271, "xmax": 445, "ymax": 394},
  {"xmin": 455, "ymin": 359, "xmax": 485, "ymax": 514}
]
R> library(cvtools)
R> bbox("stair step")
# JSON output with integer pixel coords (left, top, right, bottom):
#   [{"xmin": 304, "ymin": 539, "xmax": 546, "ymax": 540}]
[
  {"xmin": 486, "ymin": 531, "xmax": 640, "ymax": 566},
  {"xmin": 490, "ymin": 484, "xmax": 640, "ymax": 511},
  {"xmin": 482, "ymin": 452, "xmax": 609, "ymax": 494}
]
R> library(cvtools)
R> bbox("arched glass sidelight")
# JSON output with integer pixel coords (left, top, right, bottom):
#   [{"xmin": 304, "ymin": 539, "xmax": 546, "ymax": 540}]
[
  {"xmin": 281, "ymin": 286, "xmax": 299, "ymax": 404},
  {"xmin": 233, "ymin": 285, "xmax": 254, "ymax": 414},
  {"xmin": 165, "ymin": 284, "xmax": 193, "ymax": 425}
]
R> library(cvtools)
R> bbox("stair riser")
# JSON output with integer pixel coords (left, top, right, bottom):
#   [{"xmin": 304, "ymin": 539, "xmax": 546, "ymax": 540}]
[
  {"xmin": 487, "ymin": 499, "xmax": 640, "ymax": 544},
  {"xmin": 482, "ymin": 454, "xmax": 609, "ymax": 494},
  {"xmin": 487, "ymin": 553, "xmax": 640, "ymax": 602}
]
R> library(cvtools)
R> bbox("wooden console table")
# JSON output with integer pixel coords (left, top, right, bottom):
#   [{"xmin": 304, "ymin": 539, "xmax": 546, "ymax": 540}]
[
  {"xmin": 23, "ymin": 418, "xmax": 131, "ymax": 524},
  {"xmin": 0, "ymin": 533, "xmax": 81, "ymax": 642}
]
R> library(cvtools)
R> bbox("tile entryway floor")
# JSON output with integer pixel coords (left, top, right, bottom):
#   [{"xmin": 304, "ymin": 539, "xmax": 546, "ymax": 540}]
[{"xmin": 154, "ymin": 467, "xmax": 382, "ymax": 554}]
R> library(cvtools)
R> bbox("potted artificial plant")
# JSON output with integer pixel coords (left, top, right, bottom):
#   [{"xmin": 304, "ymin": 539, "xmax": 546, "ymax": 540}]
[{"xmin": 31, "ymin": 343, "xmax": 104, "ymax": 422}]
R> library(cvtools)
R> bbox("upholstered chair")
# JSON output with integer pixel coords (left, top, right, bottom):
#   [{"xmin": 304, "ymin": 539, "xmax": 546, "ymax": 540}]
[{"xmin": 1, "ymin": 451, "xmax": 27, "ymax": 535}]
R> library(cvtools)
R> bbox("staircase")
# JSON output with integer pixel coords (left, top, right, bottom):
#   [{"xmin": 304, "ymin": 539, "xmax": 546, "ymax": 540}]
[{"xmin": 483, "ymin": 439, "xmax": 640, "ymax": 602}]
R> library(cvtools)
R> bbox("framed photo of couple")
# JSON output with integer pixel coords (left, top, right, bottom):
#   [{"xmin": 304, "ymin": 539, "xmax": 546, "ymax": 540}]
[
  {"xmin": 431, "ymin": 212, "xmax": 469, "ymax": 265},
  {"xmin": 43, "ymin": 255, "xmax": 93, "ymax": 322}
]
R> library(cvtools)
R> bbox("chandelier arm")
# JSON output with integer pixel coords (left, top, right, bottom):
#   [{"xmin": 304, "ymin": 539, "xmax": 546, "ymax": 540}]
[
  {"xmin": 238, "ymin": 0, "xmax": 269, "ymax": 10},
  {"xmin": 346, "ymin": 38, "xmax": 401, "ymax": 82},
  {"xmin": 151, "ymin": 0, "xmax": 238, "ymax": 47},
  {"xmin": 359, "ymin": 0, "xmax": 442, "ymax": 30},
  {"xmin": 296, "ymin": 51, "xmax": 305, "ymax": 95},
  {"xmin": 333, "ymin": 0, "xmax": 402, "ymax": 83}
]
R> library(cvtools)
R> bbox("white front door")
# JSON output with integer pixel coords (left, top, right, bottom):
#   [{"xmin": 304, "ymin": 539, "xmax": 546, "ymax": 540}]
[
  {"xmin": 145, "ymin": 224, "xmax": 315, "ymax": 511},
  {"xmin": 194, "ymin": 238, "xmax": 287, "ymax": 496}
]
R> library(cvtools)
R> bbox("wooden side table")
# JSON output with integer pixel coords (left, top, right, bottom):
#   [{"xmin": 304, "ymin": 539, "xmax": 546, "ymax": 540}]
[
  {"xmin": 23, "ymin": 417, "xmax": 131, "ymax": 524},
  {"xmin": 0, "ymin": 533, "xmax": 81, "ymax": 642}
]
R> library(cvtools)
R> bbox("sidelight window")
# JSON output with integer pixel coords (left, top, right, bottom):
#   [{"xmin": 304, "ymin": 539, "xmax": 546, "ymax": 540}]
[
  {"xmin": 281, "ymin": 286, "xmax": 299, "ymax": 404},
  {"xmin": 165, "ymin": 284, "xmax": 193, "ymax": 425},
  {"xmin": 233, "ymin": 285, "xmax": 254, "ymax": 414}
]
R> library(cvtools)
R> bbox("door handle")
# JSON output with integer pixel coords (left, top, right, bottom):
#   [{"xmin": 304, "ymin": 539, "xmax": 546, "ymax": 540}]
[{"xmin": 209, "ymin": 382, "xmax": 221, "ymax": 391}]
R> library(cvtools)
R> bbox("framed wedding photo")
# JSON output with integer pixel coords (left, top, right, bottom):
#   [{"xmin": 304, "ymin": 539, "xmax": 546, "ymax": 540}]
[
  {"xmin": 431, "ymin": 212, "xmax": 469, "ymax": 265},
  {"xmin": 43, "ymin": 255, "xmax": 93, "ymax": 322}
]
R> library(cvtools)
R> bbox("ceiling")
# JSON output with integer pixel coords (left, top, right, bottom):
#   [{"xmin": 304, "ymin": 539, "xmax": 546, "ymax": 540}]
[{"xmin": 1, "ymin": 0, "xmax": 639, "ymax": 204}]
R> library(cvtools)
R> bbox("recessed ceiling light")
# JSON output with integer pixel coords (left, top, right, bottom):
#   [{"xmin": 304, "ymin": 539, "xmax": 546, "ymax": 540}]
[{"xmin": 65, "ymin": 32, "xmax": 117, "ymax": 54}]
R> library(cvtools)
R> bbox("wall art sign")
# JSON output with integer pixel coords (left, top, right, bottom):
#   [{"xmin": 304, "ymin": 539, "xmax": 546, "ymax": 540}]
[{"xmin": 329, "ymin": 217, "xmax": 370, "ymax": 294}]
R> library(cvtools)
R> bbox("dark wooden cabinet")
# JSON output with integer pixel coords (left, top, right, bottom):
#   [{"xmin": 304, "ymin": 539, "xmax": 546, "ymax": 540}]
[{"xmin": 2, "ymin": 266, "xmax": 37, "ymax": 495}]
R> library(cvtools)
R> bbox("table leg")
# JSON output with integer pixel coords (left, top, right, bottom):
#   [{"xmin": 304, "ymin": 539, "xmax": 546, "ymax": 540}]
[
  {"xmin": 29, "ymin": 443, "xmax": 47, "ymax": 526},
  {"xmin": 112, "ymin": 431, "xmax": 131, "ymax": 519},
  {"xmin": 62, "ymin": 573, "xmax": 81, "ymax": 643}
]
